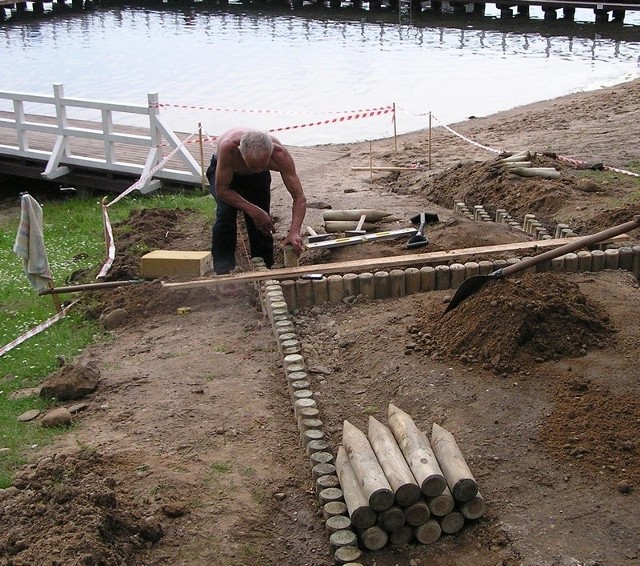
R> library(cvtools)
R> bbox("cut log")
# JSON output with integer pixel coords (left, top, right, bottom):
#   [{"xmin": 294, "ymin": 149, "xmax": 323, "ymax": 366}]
[
  {"xmin": 388, "ymin": 404, "xmax": 446, "ymax": 497},
  {"xmin": 438, "ymin": 510, "xmax": 465, "ymax": 534},
  {"xmin": 335, "ymin": 446, "xmax": 378, "ymax": 529},
  {"xmin": 459, "ymin": 491, "xmax": 486, "ymax": 520},
  {"xmin": 367, "ymin": 416, "xmax": 421, "ymax": 507},
  {"xmin": 497, "ymin": 150, "xmax": 532, "ymax": 163},
  {"xmin": 376, "ymin": 505, "xmax": 405, "ymax": 533},
  {"xmin": 426, "ymin": 485, "xmax": 455, "ymax": 516},
  {"xmin": 413, "ymin": 518, "xmax": 441, "ymax": 545},
  {"xmin": 322, "ymin": 209, "xmax": 392, "ymax": 222},
  {"xmin": 430, "ymin": 423, "xmax": 478, "ymax": 503},
  {"xmin": 341, "ymin": 422, "xmax": 394, "ymax": 511},
  {"xmin": 358, "ymin": 525, "xmax": 389, "ymax": 550},
  {"xmin": 324, "ymin": 220, "xmax": 380, "ymax": 233},
  {"xmin": 509, "ymin": 167, "xmax": 561, "ymax": 178},
  {"xmin": 502, "ymin": 161, "xmax": 532, "ymax": 169},
  {"xmin": 389, "ymin": 524, "xmax": 414, "ymax": 546},
  {"xmin": 403, "ymin": 499, "xmax": 430, "ymax": 526}
]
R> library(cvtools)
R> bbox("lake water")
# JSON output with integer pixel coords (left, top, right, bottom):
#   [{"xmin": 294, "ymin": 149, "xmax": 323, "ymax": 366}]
[{"xmin": 1, "ymin": 4, "xmax": 639, "ymax": 146}]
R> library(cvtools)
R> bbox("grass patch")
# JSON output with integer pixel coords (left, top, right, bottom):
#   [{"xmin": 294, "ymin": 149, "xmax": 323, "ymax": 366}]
[{"xmin": 0, "ymin": 189, "xmax": 213, "ymax": 486}]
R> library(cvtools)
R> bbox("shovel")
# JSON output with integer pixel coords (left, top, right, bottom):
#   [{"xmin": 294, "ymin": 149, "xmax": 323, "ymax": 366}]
[
  {"xmin": 445, "ymin": 215, "xmax": 640, "ymax": 313},
  {"xmin": 407, "ymin": 213, "xmax": 429, "ymax": 249}
]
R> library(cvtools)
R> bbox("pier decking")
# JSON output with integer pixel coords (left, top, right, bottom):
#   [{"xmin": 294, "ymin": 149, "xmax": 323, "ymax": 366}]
[{"xmin": 1, "ymin": 0, "xmax": 639, "ymax": 23}]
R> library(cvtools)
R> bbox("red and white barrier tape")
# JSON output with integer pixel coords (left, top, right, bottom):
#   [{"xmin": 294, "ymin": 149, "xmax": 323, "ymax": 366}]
[
  {"xmin": 0, "ymin": 300, "xmax": 80, "ymax": 358},
  {"xmin": 268, "ymin": 107, "xmax": 393, "ymax": 133},
  {"xmin": 557, "ymin": 155, "xmax": 640, "ymax": 178},
  {"xmin": 156, "ymin": 102, "xmax": 393, "ymax": 116},
  {"xmin": 97, "ymin": 201, "xmax": 117, "ymax": 279},
  {"xmin": 431, "ymin": 114, "xmax": 503, "ymax": 154}
]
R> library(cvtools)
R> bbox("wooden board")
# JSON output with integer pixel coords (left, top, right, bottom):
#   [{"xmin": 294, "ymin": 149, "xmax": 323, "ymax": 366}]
[{"xmin": 161, "ymin": 234, "xmax": 630, "ymax": 290}]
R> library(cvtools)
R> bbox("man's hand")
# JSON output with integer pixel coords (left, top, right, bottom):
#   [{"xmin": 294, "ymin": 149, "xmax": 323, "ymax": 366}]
[
  {"xmin": 285, "ymin": 231, "xmax": 304, "ymax": 255},
  {"xmin": 251, "ymin": 208, "xmax": 276, "ymax": 236}
]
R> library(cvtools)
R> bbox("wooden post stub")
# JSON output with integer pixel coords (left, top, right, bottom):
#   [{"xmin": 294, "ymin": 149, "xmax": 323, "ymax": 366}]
[
  {"xmin": 319, "ymin": 487, "xmax": 344, "ymax": 505},
  {"xmin": 373, "ymin": 271, "xmax": 391, "ymax": 299},
  {"xmin": 280, "ymin": 279, "xmax": 296, "ymax": 310},
  {"xmin": 430, "ymin": 423, "xmax": 478, "ymax": 503},
  {"xmin": 405, "ymin": 267, "xmax": 421, "ymax": 295},
  {"xmin": 312, "ymin": 276, "xmax": 329, "ymax": 304},
  {"xmin": 434, "ymin": 265, "xmax": 450, "ymax": 290},
  {"xmin": 330, "ymin": 529, "xmax": 357, "ymax": 550},
  {"xmin": 358, "ymin": 272, "xmax": 375, "ymax": 299},
  {"xmin": 310, "ymin": 451, "xmax": 334, "ymax": 467},
  {"xmin": 342, "ymin": 420, "xmax": 394, "ymax": 512},
  {"xmin": 334, "ymin": 545, "xmax": 362, "ymax": 565},
  {"xmin": 313, "ymin": 462, "xmax": 336, "ymax": 481},
  {"xmin": 367, "ymin": 416, "xmax": 421, "ymax": 507},
  {"xmin": 326, "ymin": 514, "xmax": 352, "ymax": 534},
  {"xmin": 296, "ymin": 278, "xmax": 314, "ymax": 308},
  {"xmin": 343, "ymin": 273, "xmax": 359, "ymax": 298},
  {"xmin": 387, "ymin": 404, "xmax": 446, "ymax": 497},
  {"xmin": 335, "ymin": 445, "xmax": 378, "ymax": 529},
  {"xmin": 328, "ymin": 274, "xmax": 345, "ymax": 303},
  {"xmin": 316, "ymin": 473, "xmax": 340, "ymax": 496},
  {"xmin": 323, "ymin": 500, "xmax": 348, "ymax": 520},
  {"xmin": 389, "ymin": 269, "xmax": 405, "ymax": 297},
  {"xmin": 419, "ymin": 266, "xmax": 436, "ymax": 291}
]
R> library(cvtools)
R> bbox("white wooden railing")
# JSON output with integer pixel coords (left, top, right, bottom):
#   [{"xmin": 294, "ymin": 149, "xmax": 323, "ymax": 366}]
[{"xmin": 0, "ymin": 83, "xmax": 202, "ymax": 192}]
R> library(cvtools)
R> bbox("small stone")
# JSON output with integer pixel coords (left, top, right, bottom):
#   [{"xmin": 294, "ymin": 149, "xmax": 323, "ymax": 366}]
[
  {"xmin": 161, "ymin": 503, "xmax": 186, "ymax": 518},
  {"xmin": 617, "ymin": 480, "xmax": 631, "ymax": 494},
  {"xmin": 41, "ymin": 407, "xmax": 73, "ymax": 428},
  {"xmin": 100, "ymin": 308, "xmax": 128, "ymax": 330},
  {"xmin": 273, "ymin": 492, "xmax": 286, "ymax": 501},
  {"xmin": 17, "ymin": 409, "xmax": 41, "ymax": 422}
]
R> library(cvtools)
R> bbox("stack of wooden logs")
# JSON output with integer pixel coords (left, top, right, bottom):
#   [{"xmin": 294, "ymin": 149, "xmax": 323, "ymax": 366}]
[
  {"xmin": 322, "ymin": 209, "xmax": 393, "ymax": 234},
  {"xmin": 331, "ymin": 404, "xmax": 485, "ymax": 552},
  {"xmin": 492, "ymin": 150, "xmax": 560, "ymax": 179}
]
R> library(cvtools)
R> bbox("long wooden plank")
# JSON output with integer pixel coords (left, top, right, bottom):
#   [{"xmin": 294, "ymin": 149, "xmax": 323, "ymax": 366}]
[{"xmin": 161, "ymin": 234, "xmax": 628, "ymax": 289}]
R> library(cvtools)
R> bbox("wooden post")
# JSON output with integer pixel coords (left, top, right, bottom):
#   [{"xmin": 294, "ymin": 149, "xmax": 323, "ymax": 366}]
[
  {"xmin": 198, "ymin": 122, "xmax": 206, "ymax": 192},
  {"xmin": 393, "ymin": 102, "xmax": 397, "ymax": 158},
  {"xmin": 459, "ymin": 491, "xmax": 486, "ymax": 520},
  {"xmin": 376, "ymin": 505, "xmax": 405, "ymax": 533},
  {"xmin": 426, "ymin": 485, "xmax": 454, "ymax": 516},
  {"xmin": 428, "ymin": 111, "xmax": 432, "ymax": 170},
  {"xmin": 430, "ymin": 423, "xmax": 478, "ymax": 503},
  {"xmin": 335, "ymin": 446, "xmax": 378, "ymax": 529},
  {"xmin": 387, "ymin": 404, "xmax": 446, "ymax": 497},
  {"xmin": 367, "ymin": 416, "xmax": 421, "ymax": 507},
  {"xmin": 403, "ymin": 499, "xmax": 430, "ymax": 526},
  {"xmin": 342, "ymin": 420, "xmax": 394, "ymax": 512},
  {"xmin": 438, "ymin": 510, "xmax": 465, "ymax": 534},
  {"xmin": 414, "ymin": 518, "xmax": 441, "ymax": 544}
]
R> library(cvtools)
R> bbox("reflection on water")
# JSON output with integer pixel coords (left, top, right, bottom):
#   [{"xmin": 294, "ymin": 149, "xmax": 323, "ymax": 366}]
[{"xmin": 1, "ymin": 5, "xmax": 639, "ymax": 145}]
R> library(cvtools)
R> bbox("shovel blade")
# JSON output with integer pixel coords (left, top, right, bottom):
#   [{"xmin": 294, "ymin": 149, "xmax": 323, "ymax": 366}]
[{"xmin": 444, "ymin": 275, "xmax": 491, "ymax": 313}]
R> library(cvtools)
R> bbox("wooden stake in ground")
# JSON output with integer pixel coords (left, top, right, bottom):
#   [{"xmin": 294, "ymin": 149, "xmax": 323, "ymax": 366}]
[
  {"xmin": 367, "ymin": 416, "xmax": 421, "ymax": 508},
  {"xmin": 387, "ymin": 404, "xmax": 447, "ymax": 497},
  {"xmin": 459, "ymin": 491, "xmax": 487, "ymax": 520},
  {"xmin": 430, "ymin": 423, "xmax": 478, "ymax": 503},
  {"xmin": 342, "ymin": 420, "xmax": 394, "ymax": 512},
  {"xmin": 335, "ymin": 446, "xmax": 378, "ymax": 529}
]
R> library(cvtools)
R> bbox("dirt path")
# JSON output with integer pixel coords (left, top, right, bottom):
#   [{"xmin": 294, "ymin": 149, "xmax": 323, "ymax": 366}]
[{"xmin": 1, "ymin": 78, "xmax": 639, "ymax": 566}]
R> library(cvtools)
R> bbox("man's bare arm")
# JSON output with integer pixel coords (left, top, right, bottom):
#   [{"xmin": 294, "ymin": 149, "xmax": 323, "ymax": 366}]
[{"xmin": 274, "ymin": 148, "xmax": 307, "ymax": 254}]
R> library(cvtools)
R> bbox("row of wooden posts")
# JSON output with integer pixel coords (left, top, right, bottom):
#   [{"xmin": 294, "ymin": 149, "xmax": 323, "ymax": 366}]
[{"xmin": 255, "ymin": 273, "xmax": 485, "ymax": 564}]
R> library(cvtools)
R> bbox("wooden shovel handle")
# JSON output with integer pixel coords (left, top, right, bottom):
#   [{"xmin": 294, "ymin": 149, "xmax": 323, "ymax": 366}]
[{"xmin": 499, "ymin": 215, "xmax": 640, "ymax": 279}]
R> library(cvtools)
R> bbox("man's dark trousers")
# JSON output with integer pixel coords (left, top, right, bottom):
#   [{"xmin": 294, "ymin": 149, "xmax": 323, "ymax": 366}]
[{"xmin": 206, "ymin": 155, "xmax": 274, "ymax": 274}]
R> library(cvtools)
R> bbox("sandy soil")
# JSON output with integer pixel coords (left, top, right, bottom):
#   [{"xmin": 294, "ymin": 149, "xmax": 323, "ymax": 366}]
[{"xmin": 1, "ymin": 78, "xmax": 639, "ymax": 566}]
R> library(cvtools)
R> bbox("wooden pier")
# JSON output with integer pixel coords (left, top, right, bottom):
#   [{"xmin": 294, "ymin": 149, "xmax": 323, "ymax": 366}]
[
  {"xmin": 0, "ymin": 84, "xmax": 345, "ymax": 194},
  {"xmin": 1, "ymin": 0, "xmax": 639, "ymax": 23}
]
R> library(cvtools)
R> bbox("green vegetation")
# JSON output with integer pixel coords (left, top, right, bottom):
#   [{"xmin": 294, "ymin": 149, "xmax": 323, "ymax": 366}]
[{"xmin": 0, "ymin": 189, "xmax": 212, "ymax": 487}]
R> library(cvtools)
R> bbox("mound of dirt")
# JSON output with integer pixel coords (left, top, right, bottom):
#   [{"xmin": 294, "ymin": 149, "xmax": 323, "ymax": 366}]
[
  {"xmin": 426, "ymin": 272, "xmax": 615, "ymax": 374},
  {"xmin": 0, "ymin": 450, "xmax": 162, "ymax": 565}
]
